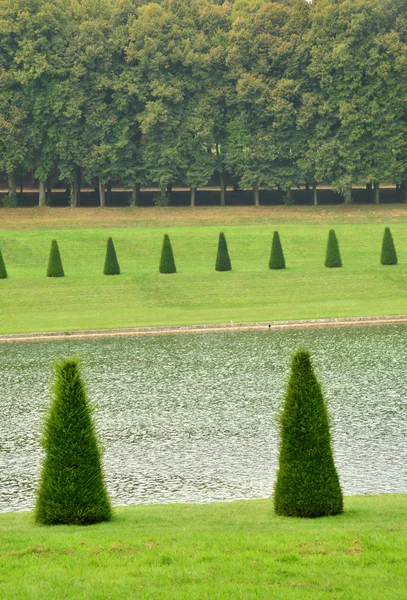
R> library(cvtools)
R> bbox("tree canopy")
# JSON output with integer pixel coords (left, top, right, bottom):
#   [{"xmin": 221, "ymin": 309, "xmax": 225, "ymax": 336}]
[{"xmin": 1, "ymin": 0, "xmax": 407, "ymax": 205}]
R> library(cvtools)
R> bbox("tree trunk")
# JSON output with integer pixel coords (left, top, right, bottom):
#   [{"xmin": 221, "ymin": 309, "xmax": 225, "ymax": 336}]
[
  {"xmin": 313, "ymin": 184, "xmax": 318, "ymax": 206},
  {"xmin": 106, "ymin": 180, "xmax": 112, "ymax": 206},
  {"xmin": 190, "ymin": 186, "xmax": 196, "ymax": 207},
  {"xmin": 70, "ymin": 178, "xmax": 78, "ymax": 207},
  {"xmin": 366, "ymin": 182, "xmax": 372, "ymax": 203},
  {"xmin": 39, "ymin": 180, "xmax": 46, "ymax": 206},
  {"xmin": 402, "ymin": 180, "xmax": 407, "ymax": 203},
  {"xmin": 131, "ymin": 182, "xmax": 141, "ymax": 207},
  {"xmin": 284, "ymin": 188, "xmax": 293, "ymax": 205},
  {"xmin": 396, "ymin": 183, "xmax": 400, "ymax": 203},
  {"xmin": 373, "ymin": 182, "xmax": 380, "ymax": 204},
  {"xmin": 253, "ymin": 183, "xmax": 260, "ymax": 206},
  {"xmin": 219, "ymin": 171, "xmax": 226, "ymax": 206},
  {"xmin": 99, "ymin": 178, "xmax": 106, "ymax": 207},
  {"xmin": 8, "ymin": 172, "xmax": 16, "ymax": 197},
  {"xmin": 344, "ymin": 186, "xmax": 352, "ymax": 204},
  {"xmin": 166, "ymin": 182, "xmax": 172, "ymax": 204},
  {"xmin": 70, "ymin": 169, "xmax": 80, "ymax": 207},
  {"xmin": 19, "ymin": 176, "xmax": 23, "ymax": 195}
]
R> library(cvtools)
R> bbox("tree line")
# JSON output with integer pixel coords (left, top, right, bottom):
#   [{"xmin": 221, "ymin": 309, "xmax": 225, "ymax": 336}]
[{"xmin": 1, "ymin": 0, "xmax": 407, "ymax": 207}]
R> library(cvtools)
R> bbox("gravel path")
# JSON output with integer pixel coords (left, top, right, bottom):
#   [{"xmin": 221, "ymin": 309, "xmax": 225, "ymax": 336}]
[{"xmin": 1, "ymin": 315, "xmax": 406, "ymax": 343}]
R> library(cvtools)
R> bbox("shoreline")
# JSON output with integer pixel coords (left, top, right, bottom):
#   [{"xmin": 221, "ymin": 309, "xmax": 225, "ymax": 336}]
[{"xmin": 1, "ymin": 314, "xmax": 406, "ymax": 343}]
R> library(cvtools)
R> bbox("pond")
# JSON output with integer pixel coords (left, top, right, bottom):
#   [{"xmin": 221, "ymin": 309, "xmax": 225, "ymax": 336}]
[{"xmin": 0, "ymin": 325, "xmax": 406, "ymax": 513}]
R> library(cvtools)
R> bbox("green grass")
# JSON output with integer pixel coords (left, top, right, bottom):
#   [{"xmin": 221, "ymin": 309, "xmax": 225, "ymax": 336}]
[
  {"xmin": 0, "ymin": 495, "xmax": 406, "ymax": 599},
  {"xmin": 0, "ymin": 206, "xmax": 406, "ymax": 334}
]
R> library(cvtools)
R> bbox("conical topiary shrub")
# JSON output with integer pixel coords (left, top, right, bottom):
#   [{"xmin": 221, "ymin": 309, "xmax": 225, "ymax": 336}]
[
  {"xmin": 274, "ymin": 348, "xmax": 343, "ymax": 518},
  {"xmin": 381, "ymin": 227, "xmax": 397, "ymax": 265},
  {"xmin": 215, "ymin": 232, "xmax": 232, "ymax": 271},
  {"xmin": 47, "ymin": 239, "xmax": 64, "ymax": 277},
  {"xmin": 35, "ymin": 357, "xmax": 112, "ymax": 525},
  {"xmin": 324, "ymin": 229, "xmax": 342, "ymax": 268},
  {"xmin": 269, "ymin": 231, "xmax": 285, "ymax": 269},
  {"xmin": 159, "ymin": 234, "xmax": 176, "ymax": 274},
  {"xmin": 0, "ymin": 248, "xmax": 7, "ymax": 279},
  {"xmin": 103, "ymin": 237, "xmax": 120, "ymax": 275}
]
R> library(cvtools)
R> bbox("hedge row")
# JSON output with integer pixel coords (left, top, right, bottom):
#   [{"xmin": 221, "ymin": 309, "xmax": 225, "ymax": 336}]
[
  {"xmin": 35, "ymin": 350, "xmax": 342, "ymax": 525},
  {"xmin": 0, "ymin": 228, "xmax": 399, "ymax": 279}
]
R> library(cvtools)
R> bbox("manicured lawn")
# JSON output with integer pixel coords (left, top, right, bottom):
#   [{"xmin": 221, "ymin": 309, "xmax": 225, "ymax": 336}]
[
  {"xmin": 0, "ymin": 206, "xmax": 406, "ymax": 334},
  {"xmin": 0, "ymin": 495, "xmax": 406, "ymax": 599}
]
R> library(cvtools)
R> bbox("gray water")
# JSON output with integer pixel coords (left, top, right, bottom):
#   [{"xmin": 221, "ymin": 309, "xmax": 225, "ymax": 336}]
[{"xmin": 0, "ymin": 325, "xmax": 406, "ymax": 513}]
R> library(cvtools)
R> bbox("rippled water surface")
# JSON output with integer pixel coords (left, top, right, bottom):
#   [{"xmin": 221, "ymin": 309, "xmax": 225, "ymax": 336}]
[{"xmin": 0, "ymin": 325, "xmax": 406, "ymax": 512}]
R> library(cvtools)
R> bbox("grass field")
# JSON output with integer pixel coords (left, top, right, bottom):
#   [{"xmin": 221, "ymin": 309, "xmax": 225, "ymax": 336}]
[
  {"xmin": 0, "ymin": 205, "xmax": 406, "ymax": 334},
  {"xmin": 0, "ymin": 495, "xmax": 406, "ymax": 599}
]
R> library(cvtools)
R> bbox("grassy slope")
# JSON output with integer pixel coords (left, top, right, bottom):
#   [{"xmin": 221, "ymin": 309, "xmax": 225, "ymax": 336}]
[
  {"xmin": 0, "ymin": 496, "xmax": 406, "ymax": 599},
  {"xmin": 0, "ymin": 206, "xmax": 406, "ymax": 334}
]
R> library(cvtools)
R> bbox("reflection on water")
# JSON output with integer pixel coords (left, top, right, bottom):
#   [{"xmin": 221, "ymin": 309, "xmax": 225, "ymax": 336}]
[{"xmin": 0, "ymin": 325, "xmax": 406, "ymax": 512}]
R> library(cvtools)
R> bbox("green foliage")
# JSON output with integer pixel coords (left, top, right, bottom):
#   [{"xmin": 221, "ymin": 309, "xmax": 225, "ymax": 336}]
[
  {"xmin": 269, "ymin": 231, "xmax": 285, "ymax": 270},
  {"xmin": 380, "ymin": 227, "xmax": 398, "ymax": 265},
  {"xmin": 35, "ymin": 357, "xmax": 112, "ymax": 525},
  {"xmin": 1, "ymin": 194, "xmax": 18, "ymax": 208},
  {"xmin": 103, "ymin": 237, "xmax": 120, "ymax": 275},
  {"xmin": 0, "ymin": 248, "xmax": 7, "ymax": 279},
  {"xmin": 215, "ymin": 232, "xmax": 232, "ymax": 271},
  {"xmin": 152, "ymin": 193, "xmax": 169, "ymax": 207},
  {"xmin": 47, "ymin": 239, "xmax": 64, "ymax": 277},
  {"xmin": 159, "ymin": 234, "xmax": 176, "ymax": 274},
  {"xmin": 274, "ymin": 348, "xmax": 343, "ymax": 518},
  {"xmin": 325, "ymin": 229, "xmax": 342, "ymax": 268}
]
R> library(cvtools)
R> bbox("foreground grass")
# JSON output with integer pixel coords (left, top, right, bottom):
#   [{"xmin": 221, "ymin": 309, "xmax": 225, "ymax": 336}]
[
  {"xmin": 0, "ymin": 206, "xmax": 407, "ymax": 334},
  {"xmin": 0, "ymin": 495, "xmax": 406, "ymax": 599}
]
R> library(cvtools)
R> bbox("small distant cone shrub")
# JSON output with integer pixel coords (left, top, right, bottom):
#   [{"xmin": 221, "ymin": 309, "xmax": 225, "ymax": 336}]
[
  {"xmin": 215, "ymin": 232, "xmax": 232, "ymax": 271},
  {"xmin": 159, "ymin": 234, "xmax": 176, "ymax": 273},
  {"xmin": 35, "ymin": 357, "xmax": 112, "ymax": 525},
  {"xmin": 0, "ymin": 248, "xmax": 7, "ymax": 279},
  {"xmin": 269, "ymin": 231, "xmax": 285, "ymax": 269},
  {"xmin": 47, "ymin": 239, "xmax": 64, "ymax": 277},
  {"xmin": 274, "ymin": 348, "xmax": 343, "ymax": 518},
  {"xmin": 103, "ymin": 237, "xmax": 120, "ymax": 275},
  {"xmin": 324, "ymin": 229, "xmax": 342, "ymax": 268},
  {"xmin": 380, "ymin": 227, "xmax": 397, "ymax": 265}
]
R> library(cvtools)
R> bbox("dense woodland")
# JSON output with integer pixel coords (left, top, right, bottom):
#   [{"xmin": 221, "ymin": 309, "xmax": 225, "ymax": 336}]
[{"xmin": 1, "ymin": 0, "xmax": 407, "ymax": 207}]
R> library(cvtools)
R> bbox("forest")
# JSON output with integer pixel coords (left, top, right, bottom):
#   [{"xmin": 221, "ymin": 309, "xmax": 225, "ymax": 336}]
[{"xmin": 1, "ymin": 0, "xmax": 407, "ymax": 206}]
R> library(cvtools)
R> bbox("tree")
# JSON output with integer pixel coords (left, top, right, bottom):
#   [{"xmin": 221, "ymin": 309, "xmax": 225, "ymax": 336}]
[
  {"xmin": 35, "ymin": 357, "xmax": 112, "ymax": 525},
  {"xmin": 226, "ymin": 0, "xmax": 311, "ymax": 204},
  {"xmin": 269, "ymin": 231, "xmax": 286, "ymax": 270},
  {"xmin": 47, "ymin": 239, "xmax": 64, "ymax": 277},
  {"xmin": 381, "ymin": 227, "xmax": 398, "ymax": 265},
  {"xmin": 159, "ymin": 233, "xmax": 176, "ymax": 274},
  {"xmin": 302, "ymin": 0, "xmax": 405, "ymax": 201},
  {"xmin": 215, "ymin": 232, "xmax": 232, "ymax": 271},
  {"xmin": 103, "ymin": 237, "xmax": 120, "ymax": 275},
  {"xmin": 325, "ymin": 229, "xmax": 342, "ymax": 268},
  {"xmin": 0, "ymin": 248, "xmax": 7, "ymax": 279},
  {"xmin": 274, "ymin": 347, "xmax": 343, "ymax": 518}
]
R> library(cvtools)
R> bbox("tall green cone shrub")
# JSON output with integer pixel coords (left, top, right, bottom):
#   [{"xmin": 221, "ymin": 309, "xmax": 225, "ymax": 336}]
[
  {"xmin": 274, "ymin": 348, "xmax": 343, "ymax": 518},
  {"xmin": 381, "ymin": 227, "xmax": 397, "ymax": 265},
  {"xmin": 47, "ymin": 239, "xmax": 64, "ymax": 277},
  {"xmin": 159, "ymin": 234, "xmax": 176, "ymax": 273},
  {"xmin": 324, "ymin": 229, "xmax": 342, "ymax": 268},
  {"xmin": 269, "ymin": 231, "xmax": 285, "ymax": 269},
  {"xmin": 35, "ymin": 357, "xmax": 112, "ymax": 525},
  {"xmin": 0, "ymin": 248, "xmax": 7, "ymax": 279},
  {"xmin": 215, "ymin": 232, "xmax": 232, "ymax": 271},
  {"xmin": 103, "ymin": 237, "xmax": 120, "ymax": 275}
]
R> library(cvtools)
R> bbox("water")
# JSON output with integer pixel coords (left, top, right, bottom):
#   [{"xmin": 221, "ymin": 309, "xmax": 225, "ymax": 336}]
[{"xmin": 0, "ymin": 325, "xmax": 406, "ymax": 513}]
